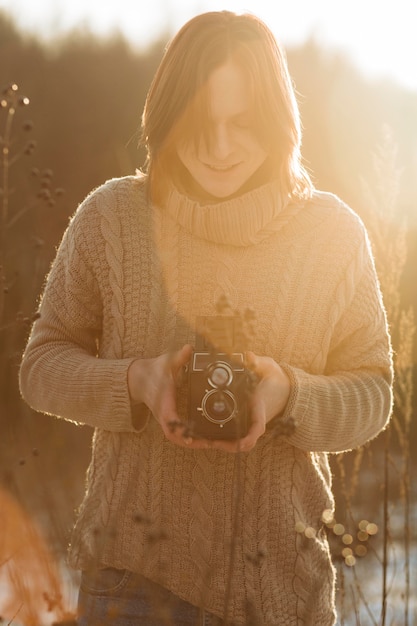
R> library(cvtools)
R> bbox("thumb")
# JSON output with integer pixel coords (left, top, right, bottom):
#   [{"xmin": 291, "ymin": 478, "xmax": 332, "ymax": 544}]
[
  {"xmin": 246, "ymin": 351, "xmax": 276, "ymax": 379},
  {"xmin": 170, "ymin": 344, "xmax": 193, "ymax": 374},
  {"xmin": 245, "ymin": 350, "xmax": 261, "ymax": 373}
]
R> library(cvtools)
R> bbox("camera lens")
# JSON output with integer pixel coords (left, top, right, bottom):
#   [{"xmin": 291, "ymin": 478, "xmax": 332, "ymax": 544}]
[
  {"xmin": 202, "ymin": 389, "xmax": 237, "ymax": 424},
  {"xmin": 207, "ymin": 362, "xmax": 233, "ymax": 388}
]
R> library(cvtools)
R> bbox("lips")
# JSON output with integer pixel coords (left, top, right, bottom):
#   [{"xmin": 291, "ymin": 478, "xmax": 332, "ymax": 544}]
[{"xmin": 204, "ymin": 162, "xmax": 240, "ymax": 172}]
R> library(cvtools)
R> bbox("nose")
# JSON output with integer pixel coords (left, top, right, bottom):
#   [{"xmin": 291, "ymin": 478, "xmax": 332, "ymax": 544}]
[{"xmin": 210, "ymin": 123, "xmax": 234, "ymax": 161}]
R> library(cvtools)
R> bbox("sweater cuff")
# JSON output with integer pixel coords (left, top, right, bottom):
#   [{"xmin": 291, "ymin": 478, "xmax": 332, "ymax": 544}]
[
  {"xmin": 266, "ymin": 362, "xmax": 311, "ymax": 438},
  {"xmin": 105, "ymin": 357, "xmax": 150, "ymax": 432}
]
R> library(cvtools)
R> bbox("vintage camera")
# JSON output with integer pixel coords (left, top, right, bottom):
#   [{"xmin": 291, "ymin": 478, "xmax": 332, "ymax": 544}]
[{"xmin": 187, "ymin": 316, "xmax": 250, "ymax": 440}]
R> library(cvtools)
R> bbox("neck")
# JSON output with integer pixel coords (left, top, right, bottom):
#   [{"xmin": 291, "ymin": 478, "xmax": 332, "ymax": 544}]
[
  {"xmin": 171, "ymin": 157, "xmax": 274, "ymax": 204},
  {"xmin": 163, "ymin": 176, "xmax": 293, "ymax": 247}
]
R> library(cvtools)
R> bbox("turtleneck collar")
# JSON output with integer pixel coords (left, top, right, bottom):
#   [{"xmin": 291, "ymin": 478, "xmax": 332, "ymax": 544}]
[{"xmin": 164, "ymin": 180, "xmax": 299, "ymax": 247}]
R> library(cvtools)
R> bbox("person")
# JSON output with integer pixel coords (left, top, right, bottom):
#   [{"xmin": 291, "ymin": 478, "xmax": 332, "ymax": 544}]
[{"xmin": 19, "ymin": 10, "xmax": 393, "ymax": 626}]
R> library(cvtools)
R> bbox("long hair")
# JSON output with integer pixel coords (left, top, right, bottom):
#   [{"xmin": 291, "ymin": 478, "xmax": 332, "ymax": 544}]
[{"xmin": 140, "ymin": 11, "xmax": 313, "ymax": 203}]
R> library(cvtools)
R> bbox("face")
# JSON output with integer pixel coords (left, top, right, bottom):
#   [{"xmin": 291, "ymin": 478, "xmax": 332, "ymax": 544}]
[{"xmin": 176, "ymin": 60, "xmax": 268, "ymax": 199}]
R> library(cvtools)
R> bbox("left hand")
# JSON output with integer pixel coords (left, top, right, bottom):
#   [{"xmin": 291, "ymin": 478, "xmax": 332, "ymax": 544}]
[{"xmin": 210, "ymin": 351, "xmax": 291, "ymax": 453}]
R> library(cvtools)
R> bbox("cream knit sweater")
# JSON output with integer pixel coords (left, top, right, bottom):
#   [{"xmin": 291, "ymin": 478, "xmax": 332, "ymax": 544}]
[{"xmin": 19, "ymin": 174, "xmax": 393, "ymax": 625}]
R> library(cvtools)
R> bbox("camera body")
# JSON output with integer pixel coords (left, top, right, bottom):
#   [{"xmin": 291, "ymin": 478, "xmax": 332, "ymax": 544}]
[{"xmin": 187, "ymin": 316, "xmax": 250, "ymax": 440}]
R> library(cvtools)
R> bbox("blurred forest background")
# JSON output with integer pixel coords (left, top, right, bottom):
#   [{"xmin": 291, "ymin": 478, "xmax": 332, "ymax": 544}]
[{"xmin": 0, "ymin": 7, "xmax": 416, "ymax": 624}]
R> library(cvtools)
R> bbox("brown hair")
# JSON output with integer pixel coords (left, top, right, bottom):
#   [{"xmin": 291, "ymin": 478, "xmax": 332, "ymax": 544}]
[{"xmin": 140, "ymin": 11, "xmax": 312, "ymax": 203}]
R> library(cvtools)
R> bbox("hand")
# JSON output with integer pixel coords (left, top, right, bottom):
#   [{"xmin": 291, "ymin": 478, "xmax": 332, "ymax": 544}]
[
  {"xmin": 127, "ymin": 345, "xmax": 210, "ymax": 449},
  {"xmin": 211, "ymin": 351, "xmax": 291, "ymax": 454}
]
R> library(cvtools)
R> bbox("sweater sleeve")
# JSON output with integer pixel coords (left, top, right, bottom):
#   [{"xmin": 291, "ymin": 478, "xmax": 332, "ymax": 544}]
[
  {"xmin": 277, "ymin": 228, "xmax": 393, "ymax": 453},
  {"xmin": 19, "ymin": 193, "xmax": 146, "ymax": 433}
]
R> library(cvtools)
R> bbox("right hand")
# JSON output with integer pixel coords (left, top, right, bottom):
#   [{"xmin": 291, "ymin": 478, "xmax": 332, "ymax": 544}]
[{"xmin": 127, "ymin": 345, "xmax": 209, "ymax": 449}]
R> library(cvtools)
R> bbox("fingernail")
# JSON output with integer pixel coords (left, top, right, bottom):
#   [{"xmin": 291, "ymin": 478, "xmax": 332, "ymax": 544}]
[{"xmin": 184, "ymin": 437, "xmax": 193, "ymax": 445}]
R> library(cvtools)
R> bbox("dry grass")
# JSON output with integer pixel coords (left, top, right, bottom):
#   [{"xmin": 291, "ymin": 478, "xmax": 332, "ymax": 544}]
[{"xmin": 1, "ymin": 90, "xmax": 415, "ymax": 625}]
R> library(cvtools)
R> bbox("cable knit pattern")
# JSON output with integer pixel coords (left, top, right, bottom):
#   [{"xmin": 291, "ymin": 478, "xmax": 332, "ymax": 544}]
[
  {"xmin": 19, "ymin": 174, "xmax": 393, "ymax": 625},
  {"xmin": 98, "ymin": 185, "xmax": 126, "ymax": 358},
  {"xmin": 309, "ymin": 234, "xmax": 366, "ymax": 373},
  {"xmin": 256, "ymin": 444, "xmax": 274, "ymax": 622},
  {"xmin": 96, "ymin": 186, "xmax": 125, "ymax": 533}
]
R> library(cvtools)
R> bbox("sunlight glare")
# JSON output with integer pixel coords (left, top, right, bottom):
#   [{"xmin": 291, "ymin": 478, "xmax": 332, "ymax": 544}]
[{"xmin": 0, "ymin": 0, "xmax": 416, "ymax": 92}]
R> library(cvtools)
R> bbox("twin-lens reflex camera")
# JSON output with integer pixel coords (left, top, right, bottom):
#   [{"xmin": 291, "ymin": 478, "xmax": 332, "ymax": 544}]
[{"xmin": 187, "ymin": 316, "xmax": 251, "ymax": 440}]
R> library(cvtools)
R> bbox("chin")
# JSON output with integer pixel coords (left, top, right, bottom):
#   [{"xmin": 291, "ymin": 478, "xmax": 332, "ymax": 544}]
[
  {"xmin": 197, "ymin": 162, "xmax": 271, "ymax": 200},
  {"xmin": 198, "ymin": 173, "xmax": 251, "ymax": 200},
  {"xmin": 206, "ymin": 186, "xmax": 241, "ymax": 199}
]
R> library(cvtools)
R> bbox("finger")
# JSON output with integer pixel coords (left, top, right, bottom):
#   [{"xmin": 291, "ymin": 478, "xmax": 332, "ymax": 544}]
[
  {"xmin": 207, "ymin": 439, "xmax": 241, "ymax": 453},
  {"xmin": 246, "ymin": 351, "xmax": 274, "ymax": 377},
  {"xmin": 159, "ymin": 408, "xmax": 207, "ymax": 448},
  {"xmin": 245, "ymin": 350, "xmax": 257, "ymax": 367},
  {"xmin": 238, "ymin": 422, "xmax": 264, "ymax": 452},
  {"xmin": 186, "ymin": 437, "xmax": 214, "ymax": 450},
  {"xmin": 170, "ymin": 344, "xmax": 193, "ymax": 387},
  {"xmin": 245, "ymin": 350, "xmax": 262, "ymax": 372},
  {"xmin": 165, "ymin": 425, "xmax": 213, "ymax": 450},
  {"xmin": 170, "ymin": 344, "xmax": 193, "ymax": 373},
  {"xmin": 192, "ymin": 436, "xmax": 214, "ymax": 448},
  {"xmin": 157, "ymin": 389, "xmax": 186, "ymax": 442},
  {"xmin": 232, "ymin": 397, "xmax": 266, "ymax": 451}
]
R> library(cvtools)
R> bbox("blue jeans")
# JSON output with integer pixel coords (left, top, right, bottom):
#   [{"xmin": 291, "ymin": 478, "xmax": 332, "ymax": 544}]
[{"xmin": 77, "ymin": 567, "xmax": 224, "ymax": 626}]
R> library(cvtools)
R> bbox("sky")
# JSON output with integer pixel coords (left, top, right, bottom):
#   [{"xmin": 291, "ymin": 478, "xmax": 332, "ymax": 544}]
[{"xmin": 1, "ymin": 0, "xmax": 416, "ymax": 94}]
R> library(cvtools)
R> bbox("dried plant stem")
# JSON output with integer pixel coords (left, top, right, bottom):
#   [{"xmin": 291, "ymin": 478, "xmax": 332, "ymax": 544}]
[
  {"xmin": 381, "ymin": 429, "xmax": 390, "ymax": 626},
  {"xmin": 7, "ymin": 601, "xmax": 23, "ymax": 626},
  {"xmin": 352, "ymin": 565, "xmax": 378, "ymax": 626},
  {"xmin": 1, "ymin": 102, "xmax": 14, "ymax": 227},
  {"xmin": 333, "ymin": 127, "xmax": 415, "ymax": 625},
  {"xmin": 0, "ymin": 102, "xmax": 15, "ymax": 322}
]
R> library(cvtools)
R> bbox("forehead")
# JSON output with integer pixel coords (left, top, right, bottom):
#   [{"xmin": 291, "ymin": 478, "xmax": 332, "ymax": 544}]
[{"xmin": 206, "ymin": 60, "xmax": 251, "ymax": 120}]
